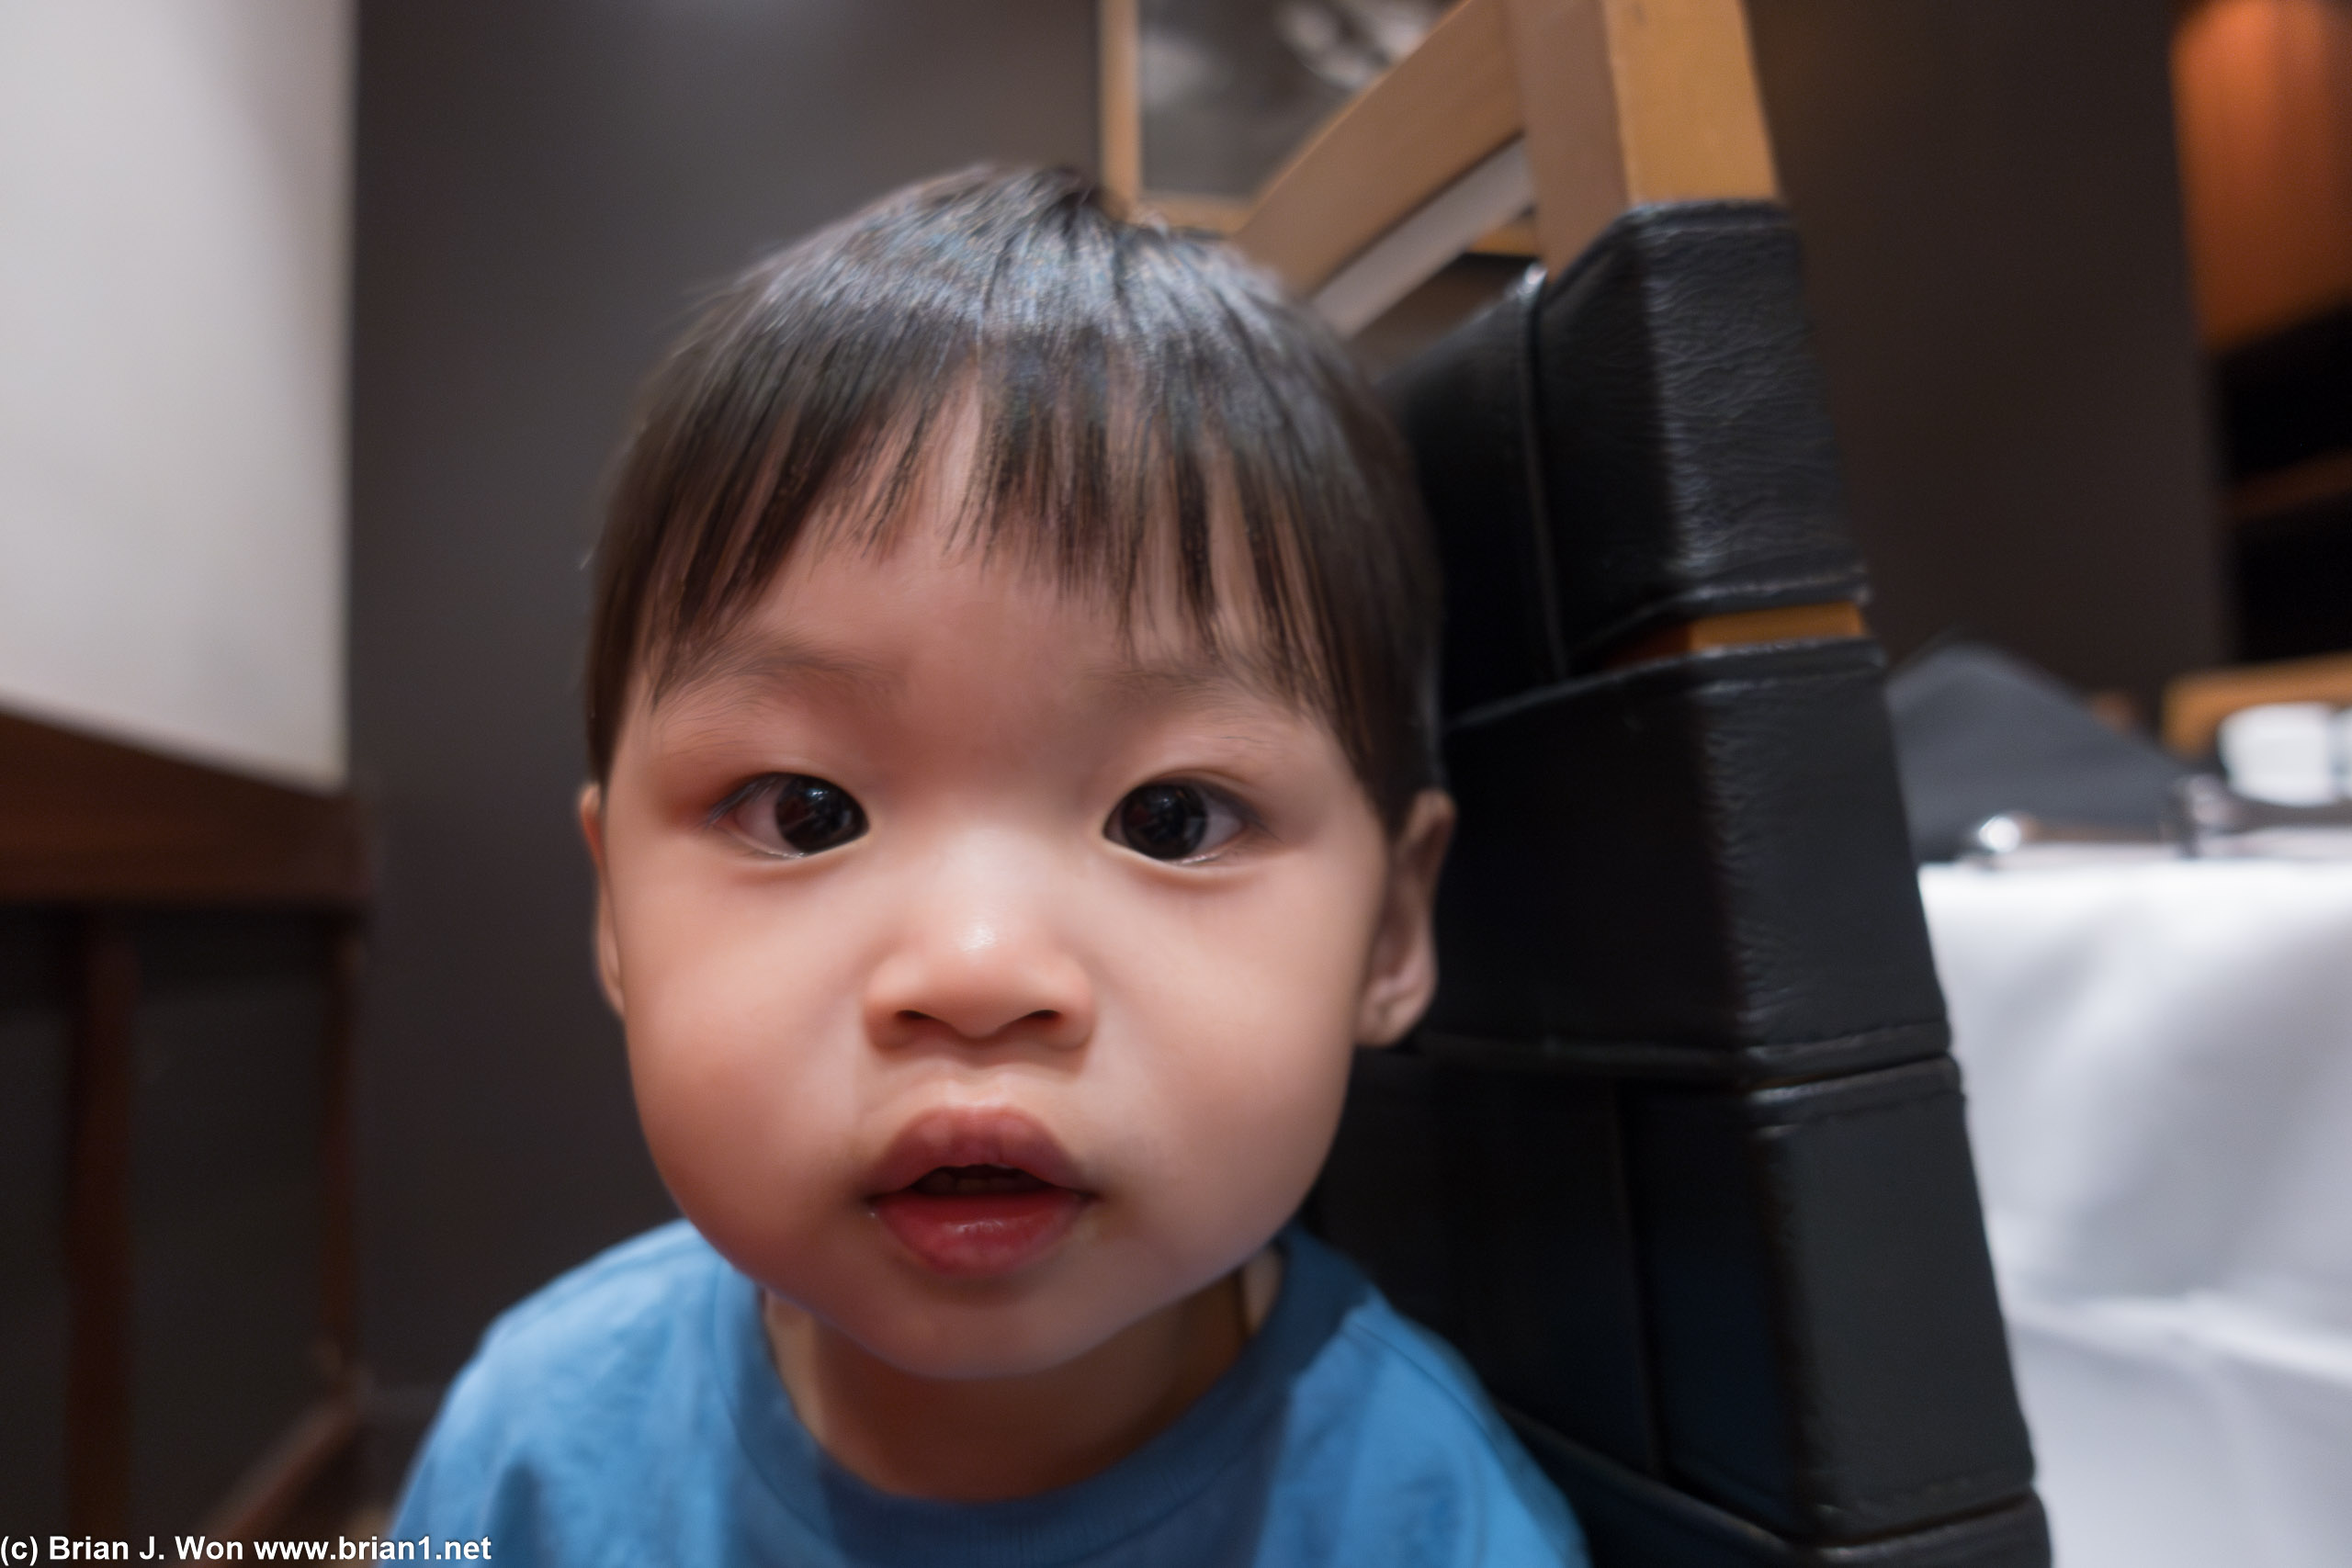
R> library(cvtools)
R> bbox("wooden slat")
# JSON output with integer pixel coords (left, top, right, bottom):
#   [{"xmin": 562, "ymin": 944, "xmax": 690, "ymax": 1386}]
[
  {"xmin": 319, "ymin": 917, "xmax": 366, "ymax": 1378},
  {"xmin": 0, "ymin": 708, "xmax": 366, "ymax": 906},
  {"xmin": 1600, "ymin": 0, "xmax": 1777, "ymax": 199},
  {"xmin": 1608, "ymin": 602, "xmax": 1867, "ymax": 667},
  {"xmin": 1234, "ymin": 0, "xmax": 1522, "ymax": 299},
  {"xmin": 1510, "ymin": 0, "xmax": 1778, "ymax": 272},
  {"xmin": 1098, "ymin": 0, "xmax": 1141, "ymax": 205},
  {"xmin": 1501, "ymin": 0, "xmax": 1626, "ymax": 274},
  {"xmin": 2230, "ymin": 447, "xmax": 2352, "ymax": 525},
  {"xmin": 1311, "ymin": 140, "xmax": 1537, "ymax": 333},
  {"xmin": 1236, "ymin": 0, "xmax": 1778, "ymax": 304},
  {"xmin": 66, "ymin": 911, "xmax": 136, "ymax": 1536},
  {"xmin": 1135, "ymin": 190, "xmax": 1537, "ymax": 261},
  {"xmin": 2164, "ymin": 650, "xmax": 2352, "ymax": 758},
  {"xmin": 1101, "ymin": 0, "xmax": 1537, "ymax": 264},
  {"xmin": 201, "ymin": 1392, "xmax": 364, "ymax": 1543},
  {"xmin": 1134, "ymin": 192, "xmax": 1250, "ymax": 231}
]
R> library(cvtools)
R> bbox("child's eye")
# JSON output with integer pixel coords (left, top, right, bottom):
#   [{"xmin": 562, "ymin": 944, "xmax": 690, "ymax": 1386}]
[
  {"xmin": 1105, "ymin": 781, "xmax": 1250, "ymax": 863},
  {"xmin": 716, "ymin": 773, "xmax": 868, "ymax": 858}
]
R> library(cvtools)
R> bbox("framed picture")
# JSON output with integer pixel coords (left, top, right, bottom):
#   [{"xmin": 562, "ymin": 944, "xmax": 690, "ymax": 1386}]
[{"xmin": 1099, "ymin": 0, "xmax": 1533, "ymax": 252}]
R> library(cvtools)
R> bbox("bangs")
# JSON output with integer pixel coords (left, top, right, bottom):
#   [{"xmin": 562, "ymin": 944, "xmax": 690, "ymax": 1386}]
[{"xmin": 587, "ymin": 167, "xmax": 1437, "ymax": 825}]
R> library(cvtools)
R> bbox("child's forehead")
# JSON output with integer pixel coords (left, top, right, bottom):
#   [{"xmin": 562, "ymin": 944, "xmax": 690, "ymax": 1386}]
[
  {"xmin": 585, "ymin": 169, "xmax": 1433, "ymax": 827},
  {"xmin": 650, "ymin": 629, "xmax": 1294, "ymax": 731},
  {"xmin": 643, "ymin": 528, "xmax": 1305, "ymax": 728}
]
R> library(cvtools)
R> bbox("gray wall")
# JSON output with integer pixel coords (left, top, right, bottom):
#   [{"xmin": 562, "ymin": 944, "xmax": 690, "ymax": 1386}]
[
  {"xmin": 1747, "ymin": 0, "xmax": 2230, "ymax": 696},
  {"xmin": 348, "ymin": 0, "xmax": 1099, "ymax": 1389},
  {"xmin": 348, "ymin": 0, "xmax": 2222, "ymax": 1395}
]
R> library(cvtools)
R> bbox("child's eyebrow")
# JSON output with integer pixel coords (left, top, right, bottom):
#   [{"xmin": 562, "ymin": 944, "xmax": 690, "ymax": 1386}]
[
  {"xmin": 652, "ymin": 633, "xmax": 899, "ymax": 714},
  {"xmin": 1078, "ymin": 651, "xmax": 1298, "ymax": 716}
]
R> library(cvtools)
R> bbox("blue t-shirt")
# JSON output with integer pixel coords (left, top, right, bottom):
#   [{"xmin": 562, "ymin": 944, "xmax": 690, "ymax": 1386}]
[{"xmin": 394, "ymin": 1222, "xmax": 1586, "ymax": 1566}]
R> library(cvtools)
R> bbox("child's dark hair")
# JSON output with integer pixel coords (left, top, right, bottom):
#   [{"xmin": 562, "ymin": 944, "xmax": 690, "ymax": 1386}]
[{"xmin": 585, "ymin": 166, "xmax": 1440, "ymax": 829}]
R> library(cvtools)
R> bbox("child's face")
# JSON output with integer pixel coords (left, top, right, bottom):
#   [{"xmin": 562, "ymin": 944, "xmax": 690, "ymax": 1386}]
[{"xmin": 582, "ymin": 502, "xmax": 1449, "ymax": 1381}]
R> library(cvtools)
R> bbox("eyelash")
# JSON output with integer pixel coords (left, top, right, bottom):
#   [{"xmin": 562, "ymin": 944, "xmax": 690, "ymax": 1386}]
[
  {"xmin": 1104, "ymin": 777, "xmax": 1265, "ymax": 865},
  {"xmin": 710, "ymin": 773, "xmax": 869, "ymax": 859},
  {"xmin": 707, "ymin": 773, "xmax": 1269, "ymax": 863}
]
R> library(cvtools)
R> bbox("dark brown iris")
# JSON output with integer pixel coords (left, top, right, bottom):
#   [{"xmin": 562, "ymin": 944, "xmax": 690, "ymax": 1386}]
[
  {"xmin": 770, "ymin": 773, "xmax": 865, "ymax": 854},
  {"xmin": 1114, "ymin": 782, "xmax": 1209, "ymax": 860}
]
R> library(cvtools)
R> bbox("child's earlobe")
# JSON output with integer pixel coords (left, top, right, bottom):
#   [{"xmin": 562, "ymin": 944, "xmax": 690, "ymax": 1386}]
[
  {"xmin": 578, "ymin": 783, "xmax": 626, "ymax": 1015},
  {"xmin": 593, "ymin": 896, "xmax": 626, "ymax": 1018},
  {"xmin": 578, "ymin": 783, "xmax": 608, "ymax": 872},
  {"xmin": 1355, "ymin": 789, "xmax": 1455, "ymax": 1047}
]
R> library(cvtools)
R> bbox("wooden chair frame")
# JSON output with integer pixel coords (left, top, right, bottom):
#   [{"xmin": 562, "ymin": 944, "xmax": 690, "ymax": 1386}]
[
  {"xmin": 1096, "ymin": 0, "xmax": 1541, "ymax": 265},
  {"xmin": 1232, "ymin": 0, "xmax": 1779, "ymax": 331},
  {"xmin": 1224, "ymin": 0, "xmax": 1860, "ymax": 660}
]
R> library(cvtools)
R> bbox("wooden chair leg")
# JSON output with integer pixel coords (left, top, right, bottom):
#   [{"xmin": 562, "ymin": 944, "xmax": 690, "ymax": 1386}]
[
  {"xmin": 65, "ymin": 908, "xmax": 136, "ymax": 1536},
  {"xmin": 320, "ymin": 913, "xmax": 365, "ymax": 1385}
]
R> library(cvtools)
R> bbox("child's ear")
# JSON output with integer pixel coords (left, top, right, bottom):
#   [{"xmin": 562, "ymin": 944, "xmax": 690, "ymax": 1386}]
[
  {"xmin": 1354, "ymin": 788, "xmax": 1454, "ymax": 1047},
  {"xmin": 578, "ymin": 783, "xmax": 626, "ymax": 1017}
]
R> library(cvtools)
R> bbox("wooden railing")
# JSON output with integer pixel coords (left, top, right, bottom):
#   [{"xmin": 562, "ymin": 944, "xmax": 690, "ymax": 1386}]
[{"xmin": 0, "ymin": 707, "xmax": 368, "ymax": 1538}]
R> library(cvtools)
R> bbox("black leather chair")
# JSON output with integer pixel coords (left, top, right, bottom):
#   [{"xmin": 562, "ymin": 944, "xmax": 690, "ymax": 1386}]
[{"xmin": 1305, "ymin": 198, "xmax": 2051, "ymax": 1567}]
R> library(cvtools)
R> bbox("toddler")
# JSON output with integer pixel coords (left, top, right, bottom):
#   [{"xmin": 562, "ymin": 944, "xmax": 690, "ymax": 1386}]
[{"xmin": 393, "ymin": 167, "xmax": 1585, "ymax": 1567}]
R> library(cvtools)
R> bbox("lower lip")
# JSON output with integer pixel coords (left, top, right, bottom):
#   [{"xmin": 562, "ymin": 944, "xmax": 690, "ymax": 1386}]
[{"xmin": 870, "ymin": 1187, "xmax": 1087, "ymax": 1278}]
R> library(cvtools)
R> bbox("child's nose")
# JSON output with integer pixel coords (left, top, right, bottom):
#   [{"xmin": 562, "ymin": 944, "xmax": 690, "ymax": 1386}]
[{"xmin": 861, "ymin": 867, "xmax": 1095, "ymax": 1053}]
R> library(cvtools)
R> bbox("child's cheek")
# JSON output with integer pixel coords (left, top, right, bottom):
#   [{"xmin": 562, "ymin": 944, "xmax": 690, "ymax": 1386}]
[
  {"xmin": 1094, "ymin": 849, "xmax": 1380, "ymax": 1247},
  {"xmin": 616, "ymin": 881, "xmax": 867, "ymax": 1254}
]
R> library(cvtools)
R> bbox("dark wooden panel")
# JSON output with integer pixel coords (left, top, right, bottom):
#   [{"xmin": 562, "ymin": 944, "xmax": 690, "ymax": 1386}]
[
  {"xmin": 128, "ymin": 910, "xmax": 344, "ymax": 1534},
  {"xmin": 0, "ymin": 908, "xmax": 71, "ymax": 1532},
  {"xmin": 66, "ymin": 912, "xmax": 134, "ymax": 1535},
  {"xmin": 0, "ymin": 710, "xmax": 365, "ymax": 907}
]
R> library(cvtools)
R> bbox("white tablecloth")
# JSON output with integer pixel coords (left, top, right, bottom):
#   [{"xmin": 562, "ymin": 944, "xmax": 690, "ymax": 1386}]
[{"xmin": 1924, "ymin": 861, "xmax": 2352, "ymax": 1568}]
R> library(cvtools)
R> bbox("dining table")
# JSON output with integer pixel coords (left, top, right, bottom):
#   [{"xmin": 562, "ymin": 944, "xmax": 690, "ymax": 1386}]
[{"xmin": 1926, "ymin": 855, "xmax": 2352, "ymax": 1568}]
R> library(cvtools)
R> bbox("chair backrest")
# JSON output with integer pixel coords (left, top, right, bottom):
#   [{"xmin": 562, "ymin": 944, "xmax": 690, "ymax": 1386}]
[{"xmin": 1233, "ymin": 5, "xmax": 2051, "ymax": 1563}]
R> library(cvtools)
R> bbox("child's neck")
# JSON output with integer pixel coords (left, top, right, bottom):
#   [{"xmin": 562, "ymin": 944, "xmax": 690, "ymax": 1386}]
[{"xmin": 763, "ymin": 1249, "xmax": 1281, "ymax": 1502}]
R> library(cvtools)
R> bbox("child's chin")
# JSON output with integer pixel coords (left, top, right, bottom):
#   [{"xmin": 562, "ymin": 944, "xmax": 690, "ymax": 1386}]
[{"xmin": 850, "ymin": 1295, "xmax": 1144, "ymax": 1382}]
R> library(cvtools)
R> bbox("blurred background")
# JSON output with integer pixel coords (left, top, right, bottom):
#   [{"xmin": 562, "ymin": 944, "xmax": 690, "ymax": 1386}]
[{"xmin": 1, "ymin": 0, "xmax": 2346, "ymax": 1554}]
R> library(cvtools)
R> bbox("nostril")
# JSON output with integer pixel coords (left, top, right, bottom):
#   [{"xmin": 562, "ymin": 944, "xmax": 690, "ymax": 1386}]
[{"xmin": 888, "ymin": 1007, "xmax": 1063, "ymax": 1039}]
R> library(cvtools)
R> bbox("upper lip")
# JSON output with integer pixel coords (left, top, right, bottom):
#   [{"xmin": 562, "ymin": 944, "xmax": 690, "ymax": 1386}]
[{"xmin": 863, "ymin": 1105, "xmax": 1089, "ymax": 1198}]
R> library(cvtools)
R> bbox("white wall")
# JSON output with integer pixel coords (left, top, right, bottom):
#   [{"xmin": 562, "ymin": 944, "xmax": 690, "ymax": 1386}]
[{"xmin": 0, "ymin": 0, "xmax": 352, "ymax": 790}]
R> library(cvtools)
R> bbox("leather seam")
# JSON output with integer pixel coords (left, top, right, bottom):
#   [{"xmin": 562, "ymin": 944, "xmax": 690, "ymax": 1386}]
[
  {"xmin": 1446, "ymin": 635, "xmax": 1882, "ymax": 732},
  {"xmin": 1514, "ymin": 265, "xmax": 1573, "ymax": 684},
  {"xmin": 1413, "ymin": 1022, "xmax": 1949, "ymax": 1085}
]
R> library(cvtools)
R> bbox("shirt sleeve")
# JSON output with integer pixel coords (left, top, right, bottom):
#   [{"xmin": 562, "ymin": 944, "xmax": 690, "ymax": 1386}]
[{"xmin": 389, "ymin": 1348, "xmax": 561, "ymax": 1566}]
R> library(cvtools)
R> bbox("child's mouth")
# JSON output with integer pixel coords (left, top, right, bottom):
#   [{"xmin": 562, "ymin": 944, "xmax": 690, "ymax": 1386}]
[
  {"xmin": 909, "ymin": 1164, "xmax": 1053, "ymax": 1197},
  {"xmin": 864, "ymin": 1108, "xmax": 1092, "ymax": 1278},
  {"xmin": 873, "ymin": 1164, "xmax": 1087, "ymax": 1278}
]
